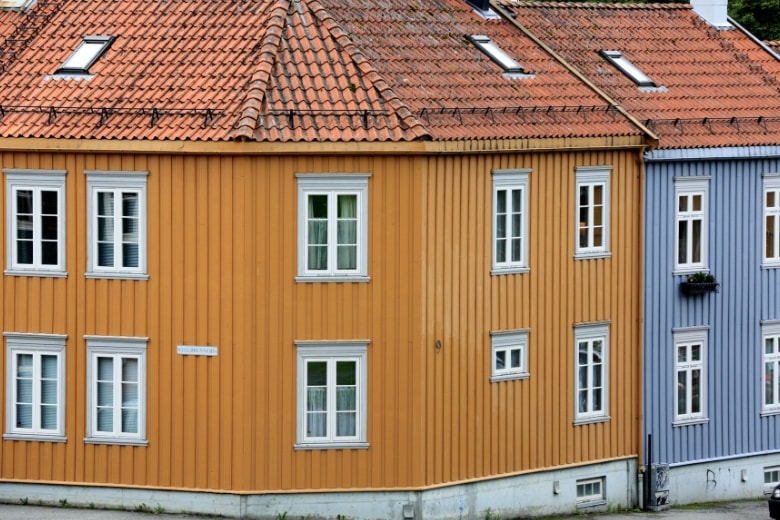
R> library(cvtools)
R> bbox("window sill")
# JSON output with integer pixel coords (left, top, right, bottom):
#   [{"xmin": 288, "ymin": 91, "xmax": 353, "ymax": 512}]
[
  {"xmin": 574, "ymin": 251, "xmax": 611, "ymax": 260},
  {"xmin": 762, "ymin": 263, "xmax": 780, "ymax": 270},
  {"xmin": 574, "ymin": 415, "xmax": 610, "ymax": 426},
  {"xmin": 673, "ymin": 268, "xmax": 709, "ymax": 277},
  {"xmin": 672, "ymin": 417, "xmax": 709, "ymax": 427},
  {"xmin": 294, "ymin": 441, "xmax": 369, "ymax": 451},
  {"xmin": 84, "ymin": 437, "xmax": 148, "ymax": 446},
  {"xmin": 85, "ymin": 272, "xmax": 149, "ymax": 281},
  {"xmin": 5, "ymin": 269, "xmax": 67, "ymax": 278},
  {"xmin": 761, "ymin": 409, "xmax": 780, "ymax": 417},
  {"xmin": 576, "ymin": 499, "xmax": 607, "ymax": 510},
  {"xmin": 295, "ymin": 275, "xmax": 370, "ymax": 283},
  {"xmin": 490, "ymin": 267, "xmax": 529, "ymax": 276},
  {"xmin": 3, "ymin": 433, "xmax": 66, "ymax": 443},
  {"xmin": 490, "ymin": 372, "xmax": 529, "ymax": 383}
]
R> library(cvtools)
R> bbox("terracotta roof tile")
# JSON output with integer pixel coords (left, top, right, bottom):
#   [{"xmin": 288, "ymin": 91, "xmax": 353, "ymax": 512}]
[
  {"xmin": 316, "ymin": 0, "xmax": 644, "ymax": 141},
  {"xmin": 498, "ymin": 1, "xmax": 780, "ymax": 149}
]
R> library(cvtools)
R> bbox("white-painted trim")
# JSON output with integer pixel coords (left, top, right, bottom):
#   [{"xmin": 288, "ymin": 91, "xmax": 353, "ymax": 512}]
[
  {"xmin": 491, "ymin": 169, "xmax": 530, "ymax": 274},
  {"xmin": 574, "ymin": 166, "xmax": 611, "ymax": 259}
]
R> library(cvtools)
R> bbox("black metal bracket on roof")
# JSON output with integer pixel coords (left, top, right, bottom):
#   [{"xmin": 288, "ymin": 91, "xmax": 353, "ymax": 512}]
[
  {"xmin": 673, "ymin": 118, "xmax": 684, "ymax": 134},
  {"xmin": 758, "ymin": 116, "xmax": 768, "ymax": 132},
  {"xmin": 98, "ymin": 107, "xmax": 112, "ymax": 127},
  {"xmin": 47, "ymin": 106, "xmax": 56, "ymax": 125},
  {"xmin": 730, "ymin": 117, "xmax": 740, "ymax": 131},
  {"xmin": 203, "ymin": 108, "xmax": 215, "ymax": 128},
  {"xmin": 702, "ymin": 118, "xmax": 713, "ymax": 133},
  {"xmin": 149, "ymin": 108, "xmax": 161, "ymax": 127}
]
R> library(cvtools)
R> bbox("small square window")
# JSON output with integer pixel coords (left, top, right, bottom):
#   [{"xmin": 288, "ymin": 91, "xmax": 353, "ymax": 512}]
[
  {"xmin": 490, "ymin": 330, "xmax": 529, "ymax": 382},
  {"xmin": 468, "ymin": 35, "xmax": 525, "ymax": 74},
  {"xmin": 600, "ymin": 50, "xmax": 656, "ymax": 87}
]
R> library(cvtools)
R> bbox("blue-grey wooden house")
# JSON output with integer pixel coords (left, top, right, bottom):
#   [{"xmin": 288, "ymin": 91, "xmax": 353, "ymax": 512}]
[{"xmin": 499, "ymin": 0, "xmax": 780, "ymax": 506}]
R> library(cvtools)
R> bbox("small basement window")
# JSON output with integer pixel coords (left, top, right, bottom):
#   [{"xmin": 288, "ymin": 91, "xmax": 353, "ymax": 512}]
[
  {"xmin": 469, "ymin": 35, "xmax": 525, "ymax": 74},
  {"xmin": 57, "ymin": 36, "xmax": 114, "ymax": 75},
  {"xmin": 599, "ymin": 50, "xmax": 656, "ymax": 87}
]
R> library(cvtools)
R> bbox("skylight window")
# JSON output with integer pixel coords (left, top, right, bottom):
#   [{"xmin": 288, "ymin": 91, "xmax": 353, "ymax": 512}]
[
  {"xmin": 600, "ymin": 50, "xmax": 656, "ymax": 88},
  {"xmin": 469, "ymin": 35, "xmax": 524, "ymax": 74},
  {"xmin": 57, "ymin": 36, "xmax": 114, "ymax": 75}
]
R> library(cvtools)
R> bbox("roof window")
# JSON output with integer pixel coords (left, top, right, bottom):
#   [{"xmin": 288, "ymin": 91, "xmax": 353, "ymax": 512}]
[
  {"xmin": 469, "ymin": 35, "xmax": 524, "ymax": 74},
  {"xmin": 56, "ymin": 36, "xmax": 114, "ymax": 75},
  {"xmin": 600, "ymin": 50, "xmax": 656, "ymax": 87}
]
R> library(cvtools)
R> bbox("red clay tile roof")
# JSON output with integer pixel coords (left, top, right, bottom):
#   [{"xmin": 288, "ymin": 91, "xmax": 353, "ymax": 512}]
[
  {"xmin": 0, "ymin": 0, "xmax": 647, "ymax": 143},
  {"xmin": 498, "ymin": 1, "xmax": 780, "ymax": 149},
  {"xmin": 316, "ymin": 0, "xmax": 644, "ymax": 141}
]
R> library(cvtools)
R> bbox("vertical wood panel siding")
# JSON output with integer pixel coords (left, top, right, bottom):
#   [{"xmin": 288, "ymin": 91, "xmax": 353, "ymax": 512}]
[
  {"xmin": 643, "ymin": 156, "xmax": 780, "ymax": 466},
  {"xmin": 420, "ymin": 150, "xmax": 643, "ymax": 485},
  {"xmin": 0, "ymin": 145, "xmax": 642, "ymax": 494}
]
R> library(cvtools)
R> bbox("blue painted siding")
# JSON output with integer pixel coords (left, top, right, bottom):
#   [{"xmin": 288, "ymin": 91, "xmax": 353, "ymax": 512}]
[{"xmin": 643, "ymin": 153, "xmax": 780, "ymax": 466}]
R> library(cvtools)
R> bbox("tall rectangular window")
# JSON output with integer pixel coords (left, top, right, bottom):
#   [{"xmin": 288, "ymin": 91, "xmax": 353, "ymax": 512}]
[
  {"xmin": 673, "ymin": 328, "xmax": 708, "ymax": 424},
  {"xmin": 85, "ymin": 336, "xmax": 148, "ymax": 445},
  {"xmin": 674, "ymin": 177, "xmax": 709, "ymax": 273},
  {"xmin": 574, "ymin": 323, "xmax": 609, "ymax": 423},
  {"xmin": 764, "ymin": 174, "xmax": 780, "ymax": 267},
  {"xmin": 4, "ymin": 333, "xmax": 66, "ymax": 441},
  {"xmin": 492, "ymin": 169, "xmax": 530, "ymax": 273},
  {"xmin": 85, "ymin": 171, "xmax": 148, "ymax": 279},
  {"xmin": 297, "ymin": 174, "xmax": 370, "ymax": 281},
  {"xmin": 4, "ymin": 169, "xmax": 67, "ymax": 276},
  {"xmin": 763, "ymin": 322, "xmax": 780, "ymax": 414},
  {"xmin": 575, "ymin": 166, "xmax": 611, "ymax": 258},
  {"xmin": 295, "ymin": 341, "xmax": 368, "ymax": 449}
]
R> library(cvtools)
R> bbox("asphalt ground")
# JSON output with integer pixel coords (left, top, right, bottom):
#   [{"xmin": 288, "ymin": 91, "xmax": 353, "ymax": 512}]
[{"xmin": 0, "ymin": 499, "xmax": 769, "ymax": 519}]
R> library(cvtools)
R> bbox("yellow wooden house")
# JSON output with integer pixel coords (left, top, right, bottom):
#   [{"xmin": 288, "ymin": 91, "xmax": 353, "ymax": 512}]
[{"xmin": 0, "ymin": 0, "xmax": 654, "ymax": 517}]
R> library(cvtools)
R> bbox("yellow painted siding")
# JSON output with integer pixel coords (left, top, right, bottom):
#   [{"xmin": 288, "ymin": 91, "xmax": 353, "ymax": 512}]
[{"xmin": 0, "ymin": 145, "xmax": 642, "ymax": 493}]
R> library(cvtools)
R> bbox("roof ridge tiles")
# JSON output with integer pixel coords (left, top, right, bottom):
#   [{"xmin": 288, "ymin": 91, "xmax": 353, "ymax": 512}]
[
  {"xmin": 307, "ymin": 0, "xmax": 430, "ymax": 141},
  {"xmin": 502, "ymin": 1, "xmax": 691, "ymax": 10},
  {"xmin": 231, "ymin": 0, "xmax": 289, "ymax": 141}
]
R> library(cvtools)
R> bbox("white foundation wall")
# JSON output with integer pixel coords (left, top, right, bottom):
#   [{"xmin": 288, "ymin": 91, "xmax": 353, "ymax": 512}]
[
  {"xmin": 667, "ymin": 452, "xmax": 780, "ymax": 506},
  {"xmin": 0, "ymin": 458, "xmax": 638, "ymax": 519}
]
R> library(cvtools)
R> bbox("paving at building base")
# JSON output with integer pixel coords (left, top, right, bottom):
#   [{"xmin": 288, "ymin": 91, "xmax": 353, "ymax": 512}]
[{"xmin": 0, "ymin": 499, "xmax": 770, "ymax": 520}]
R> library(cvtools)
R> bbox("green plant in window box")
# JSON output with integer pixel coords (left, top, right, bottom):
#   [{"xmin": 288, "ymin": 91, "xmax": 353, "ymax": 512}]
[{"xmin": 681, "ymin": 271, "xmax": 719, "ymax": 296}]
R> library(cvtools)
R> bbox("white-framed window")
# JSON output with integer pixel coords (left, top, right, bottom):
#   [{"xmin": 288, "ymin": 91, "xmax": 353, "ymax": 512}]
[
  {"xmin": 85, "ymin": 170, "xmax": 148, "ymax": 280},
  {"xmin": 576, "ymin": 477, "xmax": 606, "ymax": 504},
  {"xmin": 763, "ymin": 321, "xmax": 780, "ymax": 414},
  {"xmin": 295, "ymin": 341, "xmax": 368, "ymax": 449},
  {"xmin": 673, "ymin": 327, "xmax": 708, "ymax": 425},
  {"xmin": 764, "ymin": 174, "xmax": 780, "ymax": 267},
  {"xmin": 490, "ymin": 329, "xmax": 529, "ymax": 382},
  {"xmin": 4, "ymin": 333, "xmax": 67, "ymax": 441},
  {"xmin": 85, "ymin": 336, "xmax": 148, "ymax": 445},
  {"xmin": 674, "ymin": 177, "xmax": 709, "ymax": 273},
  {"xmin": 492, "ymin": 169, "xmax": 530, "ymax": 274},
  {"xmin": 296, "ymin": 174, "xmax": 370, "ymax": 282},
  {"xmin": 4, "ymin": 169, "xmax": 67, "ymax": 277},
  {"xmin": 765, "ymin": 466, "xmax": 780, "ymax": 493},
  {"xmin": 575, "ymin": 166, "xmax": 611, "ymax": 258},
  {"xmin": 574, "ymin": 322, "xmax": 609, "ymax": 423}
]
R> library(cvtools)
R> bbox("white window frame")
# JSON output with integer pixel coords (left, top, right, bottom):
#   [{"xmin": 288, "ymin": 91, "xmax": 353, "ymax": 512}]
[
  {"xmin": 763, "ymin": 174, "xmax": 780, "ymax": 268},
  {"xmin": 575, "ymin": 166, "xmax": 611, "ymax": 259},
  {"xmin": 85, "ymin": 170, "xmax": 148, "ymax": 280},
  {"xmin": 85, "ymin": 335, "xmax": 148, "ymax": 445},
  {"xmin": 491, "ymin": 169, "xmax": 530, "ymax": 274},
  {"xmin": 765, "ymin": 466, "xmax": 780, "ymax": 493},
  {"xmin": 56, "ymin": 35, "xmax": 114, "ymax": 75},
  {"xmin": 762, "ymin": 321, "xmax": 780, "ymax": 415},
  {"xmin": 295, "ymin": 341, "xmax": 369, "ymax": 450},
  {"xmin": 600, "ymin": 50, "xmax": 656, "ymax": 87},
  {"xmin": 296, "ymin": 174, "xmax": 370, "ymax": 282},
  {"xmin": 4, "ymin": 332, "xmax": 67, "ymax": 442},
  {"xmin": 4, "ymin": 169, "xmax": 67, "ymax": 277},
  {"xmin": 490, "ymin": 329, "xmax": 529, "ymax": 382},
  {"xmin": 673, "ymin": 327, "xmax": 708, "ymax": 426},
  {"xmin": 576, "ymin": 477, "xmax": 606, "ymax": 505},
  {"xmin": 574, "ymin": 322, "xmax": 610, "ymax": 424},
  {"xmin": 674, "ymin": 177, "xmax": 709, "ymax": 274}
]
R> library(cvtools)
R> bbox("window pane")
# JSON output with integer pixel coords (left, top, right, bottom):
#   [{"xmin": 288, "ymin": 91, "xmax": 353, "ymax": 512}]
[
  {"xmin": 41, "ymin": 240, "xmax": 58, "ymax": 265},
  {"xmin": 769, "ymin": 191, "xmax": 776, "ymax": 208},
  {"xmin": 496, "ymin": 240, "xmax": 506, "ymax": 264},
  {"xmin": 97, "ymin": 407, "xmax": 113, "ymax": 432},
  {"xmin": 16, "ymin": 353, "xmax": 33, "ymax": 378},
  {"xmin": 337, "ymin": 195, "xmax": 357, "ymax": 218},
  {"xmin": 593, "ymin": 185, "xmax": 603, "ymax": 205},
  {"xmin": 767, "ymin": 337, "xmax": 776, "ymax": 355},
  {"xmin": 678, "ymin": 221, "xmax": 688, "ymax": 264},
  {"xmin": 691, "ymin": 344, "xmax": 701, "ymax": 362},
  {"xmin": 336, "ymin": 411, "xmax": 356, "ymax": 437},
  {"xmin": 122, "ymin": 408, "xmax": 138, "ymax": 434},
  {"xmin": 510, "ymin": 348, "xmax": 521, "ymax": 369},
  {"xmin": 337, "ymin": 245, "xmax": 357, "ymax": 270},
  {"xmin": 40, "ymin": 380, "xmax": 57, "ymax": 405},
  {"xmin": 511, "ymin": 238, "xmax": 522, "ymax": 263},
  {"xmin": 16, "ymin": 189, "xmax": 32, "ymax": 214},
  {"xmin": 97, "ymin": 356, "xmax": 113, "ymax": 381},
  {"xmin": 692, "ymin": 194, "xmax": 702, "ymax": 212},
  {"xmin": 677, "ymin": 371, "xmax": 687, "ymax": 415},
  {"xmin": 40, "ymin": 404, "xmax": 57, "ymax": 430},
  {"xmin": 766, "ymin": 362, "xmax": 775, "ymax": 406},
  {"xmin": 691, "ymin": 369, "xmax": 701, "ymax": 413},
  {"xmin": 678, "ymin": 195, "xmax": 688, "ymax": 212},
  {"xmin": 511, "ymin": 189, "xmax": 521, "ymax": 213},
  {"xmin": 678, "ymin": 345, "xmax": 687, "ymax": 363},
  {"xmin": 308, "ymin": 194, "xmax": 327, "ymax": 219},
  {"xmin": 336, "ymin": 361, "xmax": 356, "ymax": 386},
  {"xmin": 691, "ymin": 220, "xmax": 702, "ymax": 263},
  {"xmin": 336, "ymin": 387, "xmax": 356, "ymax": 412},
  {"xmin": 579, "ymin": 186, "xmax": 589, "ymax": 207},
  {"xmin": 768, "ymin": 216, "xmax": 776, "ymax": 259},
  {"xmin": 307, "ymin": 411, "xmax": 326, "ymax": 437},
  {"xmin": 16, "ymin": 404, "xmax": 32, "ymax": 428},
  {"xmin": 16, "ymin": 214, "xmax": 32, "ymax": 239},
  {"xmin": 496, "ymin": 190, "xmax": 506, "ymax": 214},
  {"xmin": 123, "ymin": 244, "xmax": 139, "ymax": 268},
  {"xmin": 41, "ymin": 215, "xmax": 58, "ymax": 241},
  {"xmin": 307, "ymin": 361, "xmax": 327, "ymax": 386},
  {"xmin": 98, "ymin": 191, "xmax": 114, "ymax": 216},
  {"xmin": 41, "ymin": 190, "xmax": 58, "ymax": 215},
  {"xmin": 495, "ymin": 350, "xmax": 506, "ymax": 371}
]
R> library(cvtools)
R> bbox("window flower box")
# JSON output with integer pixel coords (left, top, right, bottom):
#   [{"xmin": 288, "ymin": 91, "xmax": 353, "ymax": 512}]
[{"xmin": 681, "ymin": 272, "xmax": 719, "ymax": 296}]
